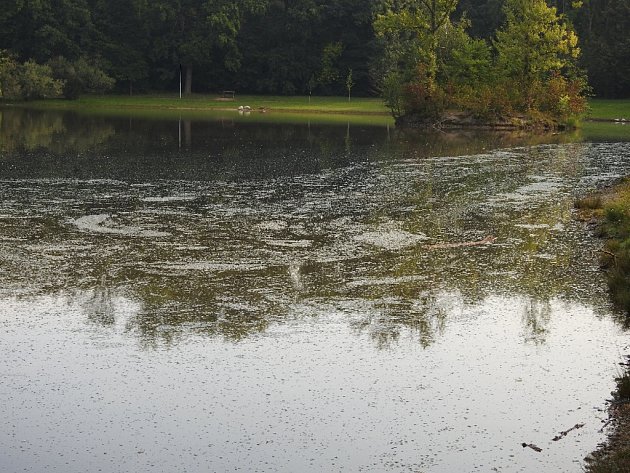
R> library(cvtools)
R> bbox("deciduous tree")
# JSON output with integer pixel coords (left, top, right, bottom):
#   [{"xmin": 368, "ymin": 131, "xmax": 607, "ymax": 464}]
[
  {"xmin": 374, "ymin": 0, "xmax": 460, "ymax": 90},
  {"xmin": 147, "ymin": 0, "xmax": 267, "ymax": 94},
  {"xmin": 0, "ymin": 0, "xmax": 95, "ymax": 62}
]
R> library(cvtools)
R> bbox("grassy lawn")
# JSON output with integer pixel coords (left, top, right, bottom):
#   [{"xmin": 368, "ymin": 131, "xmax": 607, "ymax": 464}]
[
  {"xmin": 28, "ymin": 93, "xmax": 391, "ymax": 115},
  {"xmin": 22, "ymin": 94, "xmax": 630, "ymax": 121},
  {"xmin": 588, "ymin": 99, "xmax": 630, "ymax": 121},
  {"xmin": 15, "ymin": 94, "xmax": 630, "ymax": 133}
]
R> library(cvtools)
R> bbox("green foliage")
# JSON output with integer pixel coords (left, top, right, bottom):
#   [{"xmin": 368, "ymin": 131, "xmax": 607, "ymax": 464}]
[
  {"xmin": 496, "ymin": 0, "xmax": 578, "ymax": 73},
  {"xmin": 144, "ymin": 0, "xmax": 270, "ymax": 93},
  {"xmin": 1, "ymin": 51, "xmax": 64, "ymax": 101},
  {"xmin": 0, "ymin": 1, "xmax": 379, "ymax": 97},
  {"xmin": 591, "ymin": 180, "xmax": 630, "ymax": 316},
  {"xmin": 318, "ymin": 42, "xmax": 343, "ymax": 90},
  {"xmin": 0, "ymin": 50, "xmax": 21, "ymax": 100},
  {"xmin": 449, "ymin": 83, "xmax": 514, "ymax": 120},
  {"xmin": 374, "ymin": 0, "xmax": 460, "ymax": 120},
  {"xmin": 574, "ymin": 0, "xmax": 630, "ymax": 98},
  {"xmin": 374, "ymin": 0, "xmax": 587, "ymax": 126},
  {"xmin": 1, "ymin": 0, "xmax": 622, "ymax": 102},
  {"xmin": 435, "ymin": 0, "xmax": 630, "ymax": 99},
  {"xmin": 17, "ymin": 60, "xmax": 64, "ymax": 101},
  {"xmin": 606, "ymin": 206, "xmax": 628, "ymax": 227},
  {"xmin": 90, "ymin": 0, "xmax": 150, "ymax": 93},
  {"xmin": 48, "ymin": 56, "xmax": 114, "ymax": 99},
  {"xmin": 438, "ymin": 21, "xmax": 493, "ymax": 87},
  {"xmin": 375, "ymin": 0, "xmax": 459, "ymax": 89},
  {"xmin": 494, "ymin": 0, "xmax": 580, "ymax": 104},
  {"xmin": 380, "ymin": 71, "xmax": 405, "ymax": 118},
  {"xmin": 531, "ymin": 72, "xmax": 588, "ymax": 122},
  {"xmin": 0, "ymin": 0, "xmax": 95, "ymax": 63},
  {"xmin": 235, "ymin": 0, "xmax": 377, "ymax": 96},
  {"xmin": 402, "ymin": 79, "xmax": 446, "ymax": 120}
]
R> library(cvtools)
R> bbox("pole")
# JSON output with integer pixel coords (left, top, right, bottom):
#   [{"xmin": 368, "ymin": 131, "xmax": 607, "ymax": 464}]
[{"xmin": 179, "ymin": 64, "xmax": 182, "ymax": 99}]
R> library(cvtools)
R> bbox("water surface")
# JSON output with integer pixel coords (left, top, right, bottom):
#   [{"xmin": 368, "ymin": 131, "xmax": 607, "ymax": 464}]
[{"xmin": 1, "ymin": 107, "xmax": 630, "ymax": 472}]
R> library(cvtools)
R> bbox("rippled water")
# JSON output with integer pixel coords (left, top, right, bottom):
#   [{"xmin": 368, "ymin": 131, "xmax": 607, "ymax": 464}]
[{"xmin": 1, "ymin": 108, "xmax": 630, "ymax": 472}]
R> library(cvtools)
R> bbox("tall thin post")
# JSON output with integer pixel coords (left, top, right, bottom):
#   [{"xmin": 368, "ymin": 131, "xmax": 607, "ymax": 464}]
[{"xmin": 179, "ymin": 64, "xmax": 182, "ymax": 99}]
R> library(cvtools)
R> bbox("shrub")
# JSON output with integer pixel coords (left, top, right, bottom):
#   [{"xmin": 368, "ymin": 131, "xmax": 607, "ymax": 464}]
[
  {"xmin": 381, "ymin": 71, "xmax": 405, "ymax": 118},
  {"xmin": 531, "ymin": 72, "xmax": 588, "ymax": 123},
  {"xmin": 449, "ymin": 82, "xmax": 514, "ymax": 120},
  {"xmin": 1, "ymin": 52, "xmax": 65, "ymax": 101},
  {"xmin": 402, "ymin": 81, "xmax": 446, "ymax": 121},
  {"xmin": 606, "ymin": 206, "xmax": 627, "ymax": 226},
  {"xmin": 48, "ymin": 56, "xmax": 114, "ymax": 99},
  {"xmin": 0, "ymin": 51, "xmax": 20, "ymax": 99},
  {"xmin": 17, "ymin": 60, "xmax": 64, "ymax": 100}
]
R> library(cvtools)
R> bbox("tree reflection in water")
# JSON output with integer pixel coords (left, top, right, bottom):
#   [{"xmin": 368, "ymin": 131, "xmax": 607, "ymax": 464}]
[{"xmin": 0, "ymin": 107, "xmax": 626, "ymax": 349}]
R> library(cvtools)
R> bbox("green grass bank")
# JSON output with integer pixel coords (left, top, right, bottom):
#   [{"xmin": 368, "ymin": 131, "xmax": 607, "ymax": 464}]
[
  {"xmin": 25, "ymin": 94, "xmax": 391, "ymax": 115},
  {"xmin": 588, "ymin": 99, "xmax": 630, "ymax": 122},
  {"xmin": 576, "ymin": 181, "xmax": 630, "ymax": 472},
  {"xmin": 577, "ymin": 179, "xmax": 630, "ymax": 314},
  {"xmin": 15, "ymin": 94, "xmax": 629, "ymax": 127}
]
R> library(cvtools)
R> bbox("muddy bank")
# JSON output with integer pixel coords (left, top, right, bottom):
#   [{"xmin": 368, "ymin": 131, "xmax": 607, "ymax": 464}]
[
  {"xmin": 584, "ymin": 367, "xmax": 630, "ymax": 472},
  {"xmin": 396, "ymin": 110, "xmax": 568, "ymax": 131}
]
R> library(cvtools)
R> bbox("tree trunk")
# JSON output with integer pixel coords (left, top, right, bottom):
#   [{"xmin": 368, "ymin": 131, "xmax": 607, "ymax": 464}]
[{"xmin": 184, "ymin": 64, "xmax": 192, "ymax": 95}]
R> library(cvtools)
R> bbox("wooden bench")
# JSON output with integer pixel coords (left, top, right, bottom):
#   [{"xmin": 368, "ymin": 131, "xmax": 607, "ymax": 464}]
[{"xmin": 222, "ymin": 90, "xmax": 235, "ymax": 99}]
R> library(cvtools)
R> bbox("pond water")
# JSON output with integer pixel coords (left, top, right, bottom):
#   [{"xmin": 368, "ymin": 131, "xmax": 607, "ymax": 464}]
[{"xmin": 1, "ymin": 107, "xmax": 630, "ymax": 472}]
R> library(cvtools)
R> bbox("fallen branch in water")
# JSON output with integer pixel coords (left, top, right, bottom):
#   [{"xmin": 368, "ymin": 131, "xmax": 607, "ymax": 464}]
[
  {"xmin": 552, "ymin": 423, "xmax": 585, "ymax": 441},
  {"xmin": 522, "ymin": 443, "xmax": 542, "ymax": 452},
  {"xmin": 424, "ymin": 235, "xmax": 496, "ymax": 250},
  {"xmin": 599, "ymin": 419, "xmax": 613, "ymax": 433},
  {"xmin": 598, "ymin": 249, "xmax": 618, "ymax": 267}
]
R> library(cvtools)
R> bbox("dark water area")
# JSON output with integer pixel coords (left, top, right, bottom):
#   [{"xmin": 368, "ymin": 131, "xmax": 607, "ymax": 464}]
[{"xmin": 1, "ymin": 107, "xmax": 630, "ymax": 472}]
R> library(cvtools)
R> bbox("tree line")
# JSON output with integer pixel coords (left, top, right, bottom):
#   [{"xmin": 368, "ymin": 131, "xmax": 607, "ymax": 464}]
[{"xmin": 0, "ymin": 0, "xmax": 628, "ymax": 100}]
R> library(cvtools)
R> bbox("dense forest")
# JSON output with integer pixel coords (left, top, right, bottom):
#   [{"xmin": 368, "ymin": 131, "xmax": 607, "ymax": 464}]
[{"xmin": 0, "ymin": 0, "xmax": 628, "ymax": 100}]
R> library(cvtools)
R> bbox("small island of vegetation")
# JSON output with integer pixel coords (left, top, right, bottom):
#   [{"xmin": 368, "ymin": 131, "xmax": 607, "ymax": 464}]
[{"xmin": 375, "ymin": 0, "xmax": 587, "ymax": 130}]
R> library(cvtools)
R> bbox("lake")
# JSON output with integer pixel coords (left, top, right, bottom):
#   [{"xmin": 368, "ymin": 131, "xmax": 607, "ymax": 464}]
[{"xmin": 1, "ymin": 107, "xmax": 630, "ymax": 472}]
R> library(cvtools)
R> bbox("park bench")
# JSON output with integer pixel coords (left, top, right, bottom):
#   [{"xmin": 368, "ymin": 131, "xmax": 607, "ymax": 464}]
[{"xmin": 222, "ymin": 90, "xmax": 235, "ymax": 99}]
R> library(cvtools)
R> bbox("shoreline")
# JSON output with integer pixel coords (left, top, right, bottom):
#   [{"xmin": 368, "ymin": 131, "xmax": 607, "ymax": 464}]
[
  {"xmin": 576, "ymin": 181, "xmax": 630, "ymax": 472},
  {"xmin": 7, "ymin": 103, "xmax": 392, "ymax": 117},
  {"xmin": 2, "ymin": 95, "xmax": 625, "ymax": 123},
  {"xmin": 585, "ymin": 118, "xmax": 630, "ymax": 124},
  {"xmin": 3, "ymin": 95, "xmax": 391, "ymax": 117}
]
